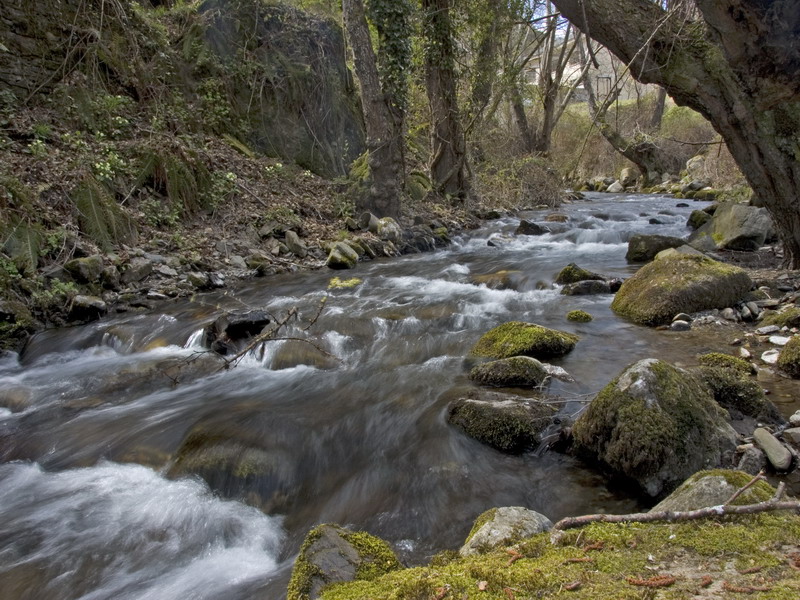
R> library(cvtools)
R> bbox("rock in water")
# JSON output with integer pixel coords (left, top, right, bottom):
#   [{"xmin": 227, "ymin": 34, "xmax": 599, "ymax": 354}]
[
  {"xmin": 471, "ymin": 321, "xmax": 578, "ymax": 359},
  {"xmin": 459, "ymin": 507, "xmax": 552, "ymax": 556},
  {"xmin": 326, "ymin": 242, "xmax": 359, "ymax": 269},
  {"xmin": 572, "ymin": 359, "xmax": 738, "ymax": 497},
  {"xmin": 469, "ymin": 356, "xmax": 549, "ymax": 387},
  {"xmin": 625, "ymin": 234, "xmax": 686, "ymax": 262},
  {"xmin": 287, "ymin": 524, "xmax": 401, "ymax": 600},
  {"xmin": 514, "ymin": 220, "xmax": 550, "ymax": 236},
  {"xmin": 554, "ymin": 262, "xmax": 605, "ymax": 285},
  {"xmin": 611, "ymin": 254, "xmax": 751, "ymax": 326}
]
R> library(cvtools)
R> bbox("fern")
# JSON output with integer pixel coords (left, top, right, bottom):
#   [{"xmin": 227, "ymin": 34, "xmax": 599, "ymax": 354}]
[
  {"xmin": 2, "ymin": 220, "xmax": 42, "ymax": 275},
  {"xmin": 73, "ymin": 176, "xmax": 136, "ymax": 251},
  {"xmin": 136, "ymin": 148, "xmax": 213, "ymax": 214}
]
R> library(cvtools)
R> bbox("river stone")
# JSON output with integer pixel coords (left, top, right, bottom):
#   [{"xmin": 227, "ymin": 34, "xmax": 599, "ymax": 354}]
[
  {"xmin": 545, "ymin": 213, "xmax": 569, "ymax": 223},
  {"xmin": 469, "ymin": 356, "xmax": 549, "ymax": 388},
  {"xmin": 655, "ymin": 245, "xmax": 707, "ymax": 261},
  {"xmin": 471, "ymin": 321, "xmax": 579, "ymax": 360},
  {"xmin": 610, "ymin": 254, "xmax": 752, "ymax": 327},
  {"xmin": 203, "ymin": 310, "xmax": 270, "ymax": 355},
  {"xmin": 693, "ymin": 366, "xmax": 783, "ymax": 425},
  {"xmin": 447, "ymin": 392, "xmax": 557, "ymax": 454},
  {"xmin": 271, "ymin": 340, "xmax": 338, "ymax": 371},
  {"xmin": 625, "ymin": 234, "xmax": 686, "ymax": 262},
  {"xmin": 738, "ymin": 444, "xmax": 768, "ymax": 475},
  {"xmin": 790, "ymin": 410, "xmax": 800, "ymax": 427},
  {"xmin": 359, "ymin": 211, "xmax": 380, "ymax": 233},
  {"xmin": 287, "ymin": 524, "xmax": 400, "ymax": 600},
  {"xmin": 769, "ymin": 335, "xmax": 792, "ymax": 346},
  {"xmin": 514, "ymin": 220, "xmax": 550, "ymax": 236},
  {"xmin": 470, "ymin": 270, "xmax": 521, "ymax": 290},
  {"xmin": 753, "ymin": 428, "xmax": 793, "ymax": 471},
  {"xmin": 0, "ymin": 385, "xmax": 33, "ymax": 412},
  {"xmin": 561, "ymin": 280, "xmax": 611, "ymax": 296},
  {"xmin": 650, "ymin": 470, "xmax": 773, "ymax": 513},
  {"xmin": 756, "ymin": 324, "xmax": 781, "ymax": 335},
  {"xmin": 620, "ymin": 167, "xmax": 638, "ymax": 187},
  {"xmin": 376, "ymin": 217, "xmax": 401, "ymax": 242},
  {"xmin": 68, "ymin": 295, "xmax": 107, "ymax": 322},
  {"xmin": 777, "ymin": 336, "xmax": 800, "ymax": 377},
  {"xmin": 687, "ymin": 209, "xmax": 712, "ymax": 230},
  {"xmin": 762, "ymin": 349, "xmax": 781, "ymax": 364},
  {"xmin": 64, "ymin": 254, "xmax": 104, "ymax": 283},
  {"xmin": 670, "ymin": 320, "xmax": 691, "ymax": 331},
  {"xmin": 783, "ymin": 428, "xmax": 800, "ymax": 446},
  {"xmin": 459, "ymin": 507, "xmax": 553, "ymax": 557},
  {"xmin": 120, "ymin": 256, "xmax": 153, "ymax": 284},
  {"xmin": 606, "ymin": 181, "xmax": 624, "ymax": 193},
  {"xmin": 689, "ymin": 202, "xmax": 776, "ymax": 251},
  {"xmin": 326, "ymin": 242, "xmax": 359, "ymax": 270},
  {"xmin": 554, "ymin": 263, "xmax": 605, "ymax": 285},
  {"xmin": 572, "ymin": 359, "xmax": 738, "ymax": 497}
]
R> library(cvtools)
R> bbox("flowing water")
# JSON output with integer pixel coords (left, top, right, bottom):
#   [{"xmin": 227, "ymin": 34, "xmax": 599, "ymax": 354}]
[{"xmin": 1, "ymin": 193, "xmax": 797, "ymax": 599}]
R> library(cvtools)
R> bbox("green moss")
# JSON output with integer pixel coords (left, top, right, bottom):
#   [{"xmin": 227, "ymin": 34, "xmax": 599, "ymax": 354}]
[
  {"xmin": 777, "ymin": 336, "xmax": 800, "ymax": 378},
  {"xmin": 554, "ymin": 263, "xmax": 603, "ymax": 285},
  {"xmin": 468, "ymin": 356, "xmax": 547, "ymax": 387},
  {"xmin": 695, "ymin": 366, "xmax": 777, "ymax": 420},
  {"xmin": 762, "ymin": 307, "xmax": 800, "ymax": 329},
  {"xmin": 465, "ymin": 508, "xmax": 498, "ymax": 544},
  {"xmin": 471, "ymin": 321, "xmax": 579, "ymax": 359},
  {"xmin": 328, "ymin": 277, "xmax": 362, "ymax": 289},
  {"xmin": 319, "ymin": 513, "xmax": 800, "ymax": 600},
  {"xmin": 697, "ymin": 352, "xmax": 755, "ymax": 375},
  {"xmin": 287, "ymin": 526, "xmax": 326, "ymax": 600},
  {"xmin": 566, "ymin": 310, "xmax": 593, "ymax": 322},
  {"xmin": 611, "ymin": 254, "xmax": 751, "ymax": 326}
]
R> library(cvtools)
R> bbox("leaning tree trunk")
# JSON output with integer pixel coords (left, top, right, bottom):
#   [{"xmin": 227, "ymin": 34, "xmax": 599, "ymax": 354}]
[
  {"xmin": 551, "ymin": 0, "xmax": 800, "ymax": 266},
  {"xmin": 342, "ymin": 0, "xmax": 404, "ymax": 217},
  {"xmin": 422, "ymin": 0, "xmax": 470, "ymax": 200}
]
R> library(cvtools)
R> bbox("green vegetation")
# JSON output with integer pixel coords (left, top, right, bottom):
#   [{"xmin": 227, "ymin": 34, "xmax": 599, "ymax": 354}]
[
  {"xmin": 471, "ymin": 321, "xmax": 579, "ymax": 359},
  {"xmin": 567, "ymin": 309, "xmax": 593, "ymax": 322},
  {"xmin": 777, "ymin": 336, "xmax": 800, "ymax": 378},
  {"xmin": 697, "ymin": 352, "xmax": 755, "ymax": 375}
]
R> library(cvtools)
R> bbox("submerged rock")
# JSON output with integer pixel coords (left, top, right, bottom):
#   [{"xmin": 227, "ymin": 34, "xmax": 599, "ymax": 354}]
[
  {"xmin": 560, "ymin": 280, "xmax": 611, "ymax": 295},
  {"xmin": 515, "ymin": 219, "xmax": 550, "ymax": 236},
  {"xmin": 447, "ymin": 392, "xmax": 557, "ymax": 454},
  {"xmin": 287, "ymin": 524, "xmax": 401, "ymax": 600},
  {"xmin": 610, "ymin": 254, "xmax": 752, "ymax": 326},
  {"xmin": 203, "ymin": 310, "xmax": 271, "ymax": 355},
  {"xmin": 469, "ymin": 356, "xmax": 549, "ymax": 388},
  {"xmin": 554, "ymin": 262, "xmax": 605, "ymax": 285},
  {"xmin": 470, "ymin": 270, "xmax": 521, "ymax": 290},
  {"xmin": 572, "ymin": 359, "xmax": 738, "ymax": 497},
  {"xmin": 459, "ymin": 507, "xmax": 552, "ymax": 556},
  {"xmin": 625, "ymin": 234, "xmax": 686, "ymax": 262},
  {"xmin": 566, "ymin": 310, "xmax": 592, "ymax": 323},
  {"xmin": 471, "ymin": 321, "xmax": 578, "ymax": 360}
]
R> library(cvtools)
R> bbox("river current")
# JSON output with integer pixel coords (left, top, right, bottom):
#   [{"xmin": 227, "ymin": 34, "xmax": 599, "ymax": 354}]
[{"xmin": 0, "ymin": 193, "xmax": 793, "ymax": 599}]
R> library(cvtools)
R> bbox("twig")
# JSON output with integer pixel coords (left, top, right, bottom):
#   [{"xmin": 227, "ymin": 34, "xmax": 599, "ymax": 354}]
[{"xmin": 724, "ymin": 470, "xmax": 764, "ymax": 506}]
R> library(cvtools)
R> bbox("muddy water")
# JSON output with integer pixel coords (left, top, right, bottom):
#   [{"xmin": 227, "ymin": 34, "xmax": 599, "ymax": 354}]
[{"xmin": 0, "ymin": 193, "xmax": 796, "ymax": 599}]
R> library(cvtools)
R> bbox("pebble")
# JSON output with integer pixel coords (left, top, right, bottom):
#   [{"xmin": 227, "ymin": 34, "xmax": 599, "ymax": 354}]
[
  {"xmin": 761, "ymin": 349, "xmax": 781, "ymax": 364},
  {"xmin": 790, "ymin": 411, "xmax": 800, "ymax": 427},
  {"xmin": 769, "ymin": 335, "xmax": 792, "ymax": 346},
  {"xmin": 756, "ymin": 325, "xmax": 781, "ymax": 335},
  {"xmin": 721, "ymin": 307, "xmax": 739, "ymax": 321},
  {"xmin": 739, "ymin": 347, "xmax": 752, "ymax": 359},
  {"xmin": 670, "ymin": 320, "xmax": 691, "ymax": 331},
  {"xmin": 753, "ymin": 427, "xmax": 793, "ymax": 471},
  {"xmin": 783, "ymin": 428, "xmax": 800, "ymax": 446}
]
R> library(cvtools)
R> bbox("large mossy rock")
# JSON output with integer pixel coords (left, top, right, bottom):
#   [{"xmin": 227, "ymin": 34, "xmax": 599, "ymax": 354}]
[
  {"xmin": 471, "ymin": 321, "xmax": 578, "ymax": 359},
  {"xmin": 554, "ymin": 262, "xmax": 605, "ymax": 285},
  {"xmin": 572, "ymin": 359, "xmax": 738, "ymax": 497},
  {"xmin": 689, "ymin": 202, "xmax": 776, "ymax": 252},
  {"xmin": 650, "ymin": 469, "xmax": 774, "ymax": 513},
  {"xmin": 459, "ymin": 507, "xmax": 553, "ymax": 557},
  {"xmin": 326, "ymin": 242, "xmax": 359, "ymax": 270},
  {"xmin": 694, "ymin": 366, "xmax": 784, "ymax": 427},
  {"xmin": 777, "ymin": 336, "xmax": 800, "ymax": 378},
  {"xmin": 447, "ymin": 392, "xmax": 557, "ymax": 454},
  {"xmin": 610, "ymin": 254, "xmax": 752, "ymax": 326},
  {"xmin": 468, "ymin": 356, "xmax": 548, "ymax": 388},
  {"xmin": 625, "ymin": 234, "xmax": 686, "ymax": 262},
  {"xmin": 288, "ymin": 524, "xmax": 401, "ymax": 600}
]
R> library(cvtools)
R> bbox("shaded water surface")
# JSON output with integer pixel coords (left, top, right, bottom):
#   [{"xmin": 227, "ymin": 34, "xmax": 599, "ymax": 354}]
[{"xmin": 1, "ymin": 193, "xmax": 795, "ymax": 599}]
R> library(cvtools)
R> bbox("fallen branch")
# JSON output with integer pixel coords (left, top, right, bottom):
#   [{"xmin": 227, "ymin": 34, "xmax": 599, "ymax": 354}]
[{"xmin": 553, "ymin": 478, "xmax": 799, "ymax": 531}]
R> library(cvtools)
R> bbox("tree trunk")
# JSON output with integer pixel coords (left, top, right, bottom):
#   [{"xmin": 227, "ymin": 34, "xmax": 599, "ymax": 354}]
[
  {"xmin": 510, "ymin": 80, "xmax": 536, "ymax": 153},
  {"xmin": 342, "ymin": 0, "xmax": 403, "ymax": 217},
  {"xmin": 648, "ymin": 87, "xmax": 667, "ymax": 132},
  {"xmin": 551, "ymin": 0, "xmax": 800, "ymax": 266},
  {"xmin": 423, "ymin": 0, "xmax": 470, "ymax": 200}
]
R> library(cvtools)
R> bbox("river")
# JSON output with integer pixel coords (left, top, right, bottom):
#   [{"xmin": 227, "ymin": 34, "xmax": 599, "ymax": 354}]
[{"xmin": 0, "ymin": 192, "xmax": 794, "ymax": 599}]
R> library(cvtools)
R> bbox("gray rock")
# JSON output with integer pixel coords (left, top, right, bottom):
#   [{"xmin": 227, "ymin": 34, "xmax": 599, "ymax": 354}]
[
  {"xmin": 514, "ymin": 220, "xmax": 550, "ymax": 236},
  {"xmin": 326, "ymin": 242, "xmax": 359, "ymax": 270},
  {"xmin": 100, "ymin": 265, "xmax": 120, "ymax": 289},
  {"xmin": 738, "ymin": 445, "xmax": 768, "ymax": 475},
  {"xmin": 229, "ymin": 255, "xmax": 248, "ymax": 270},
  {"xmin": 120, "ymin": 257, "xmax": 153, "ymax": 284},
  {"xmin": 459, "ymin": 507, "xmax": 553, "ymax": 557},
  {"xmin": 626, "ymin": 234, "xmax": 686, "ymax": 262},
  {"xmin": 655, "ymin": 245, "xmax": 707, "ymax": 261},
  {"xmin": 756, "ymin": 325, "xmax": 781, "ymax": 335},
  {"xmin": 673, "ymin": 313, "xmax": 693, "ymax": 322},
  {"xmin": 670, "ymin": 320, "xmax": 691, "ymax": 331},
  {"xmin": 606, "ymin": 181, "xmax": 624, "ymax": 193},
  {"xmin": 790, "ymin": 410, "xmax": 800, "ymax": 427},
  {"xmin": 620, "ymin": 167, "xmax": 638, "ymax": 188},
  {"xmin": 769, "ymin": 335, "xmax": 792, "ymax": 346},
  {"xmin": 69, "ymin": 295, "xmax": 107, "ymax": 322},
  {"xmin": 359, "ymin": 211, "xmax": 380, "ymax": 233},
  {"xmin": 203, "ymin": 310, "xmax": 271, "ymax": 355},
  {"xmin": 690, "ymin": 202, "xmax": 776, "ymax": 251},
  {"xmin": 469, "ymin": 356, "xmax": 549, "ymax": 388},
  {"xmin": 186, "ymin": 272, "xmax": 210, "ymax": 289},
  {"xmin": 651, "ymin": 470, "xmax": 769, "ymax": 512},
  {"xmin": 376, "ymin": 217, "xmax": 401, "ymax": 242},
  {"xmin": 761, "ymin": 349, "xmax": 781, "ymax": 364},
  {"xmin": 721, "ymin": 307, "xmax": 739, "ymax": 321},
  {"xmin": 783, "ymin": 428, "xmax": 800, "ymax": 446},
  {"xmin": 155, "ymin": 264, "xmax": 178, "ymax": 277},
  {"xmin": 208, "ymin": 273, "xmax": 225, "ymax": 288},
  {"xmin": 64, "ymin": 255, "xmax": 104, "ymax": 283},
  {"xmin": 753, "ymin": 427, "xmax": 793, "ymax": 471},
  {"xmin": 560, "ymin": 280, "xmax": 611, "ymax": 295},
  {"xmin": 284, "ymin": 231, "xmax": 308, "ymax": 258}
]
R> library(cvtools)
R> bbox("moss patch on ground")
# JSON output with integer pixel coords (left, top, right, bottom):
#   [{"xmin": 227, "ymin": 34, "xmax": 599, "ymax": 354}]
[
  {"xmin": 762, "ymin": 307, "xmax": 800, "ymax": 329},
  {"xmin": 319, "ymin": 513, "xmax": 800, "ymax": 600},
  {"xmin": 471, "ymin": 321, "xmax": 579, "ymax": 359},
  {"xmin": 698, "ymin": 352, "xmax": 756, "ymax": 375},
  {"xmin": 777, "ymin": 336, "xmax": 800, "ymax": 378}
]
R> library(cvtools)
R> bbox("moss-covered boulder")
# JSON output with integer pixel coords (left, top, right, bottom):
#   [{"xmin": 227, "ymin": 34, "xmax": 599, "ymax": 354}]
[
  {"xmin": 554, "ymin": 263, "xmax": 605, "ymax": 285},
  {"xmin": 572, "ymin": 359, "xmax": 738, "ymax": 497},
  {"xmin": 610, "ymin": 254, "xmax": 752, "ymax": 326},
  {"xmin": 64, "ymin": 254, "xmax": 104, "ymax": 283},
  {"xmin": 326, "ymin": 242, "xmax": 359, "ymax": 270},
  {"xmin": 777, "ymin": 335, "xmax": 800, "ymax": 378},
  {"xmin": 686, "ymin": 209, "xmax": 712, "ymax": 230},
  {"xmin": 469, "ymin": 356, "xmax": 548, "ymax": 388},
  {"xmin": 694, "ymin": 366, "xmax": 783, "ymax": 425},
  {"xmin": 762, "ymin": 306, "xmax": 800, "ymax": 328},
  {"xmin": 650, "ymin": 469, "xmax": 774, "ymax": 513},
  {"xmin": 697, "ymin": 352, "xmax": 755, "ymax": 375},
  {"xmin": 689, "ymin": 202, "xmax": 776, "ymax": 251},
  {"xmin": 471, "ymin": 321, "xmax": 578, "ymax": 359},
  {"xmin": 566, "ymin": 310, "xmax": 592, "ymax": 322},
  {"xmin": 288, "ymin": 524, "xmax": 401, "ymax": 600},
  {"xmin": 447, "ymin": 392, "xmax": 557, "ymax": 454},
  {"xmin": 625, "ymin": 234, "xmax": 685, "ymax": 262},
  {"xmin": 459, "ymin": 507, "xmax": 553, "ymax": 557}
]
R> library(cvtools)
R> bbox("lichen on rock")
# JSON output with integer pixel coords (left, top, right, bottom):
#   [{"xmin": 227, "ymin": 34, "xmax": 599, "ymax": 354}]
[{"xmin": 471, "ymin": 321, "xmax": 579, "ymax": 359}]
